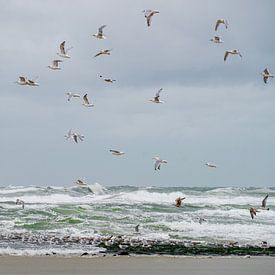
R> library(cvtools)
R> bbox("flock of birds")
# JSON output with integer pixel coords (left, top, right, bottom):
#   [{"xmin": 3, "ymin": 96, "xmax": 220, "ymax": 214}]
[{"xmin": 14, "ymin": 11, "xmax": 272, "ymax": 223}]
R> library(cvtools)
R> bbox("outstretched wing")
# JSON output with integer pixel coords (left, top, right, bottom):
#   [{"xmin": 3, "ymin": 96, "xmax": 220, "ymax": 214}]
[
  {"xmin": 262, "ymin": 194, "xmax": 268, "ymax": 208},
  {"xmin": 98, "ymin": 25, "xmax": 107, "ymax": 34},
  {"xmin": 215, "ymin": 20, "xmax": 221, "ymax": 31},
  {"xmin": 156, "ymin": 88, "xmax": 163, "ymax": 97},
  {"xmin": 110, "ymin": 150, "xmax": 120, "ymax": 154},
  {"xmin": 60, "ymin": 41, "xmax": 66, "ymax": 54},
  {"xmin": 224, "ymin": 51, "xmax": 229, "ymax": 61},
  {"xmin": 264, "ymin": 68, "xmax": 269, "ymax": 75},
  {"xmin": 83, "ymin": 94, "xmax": 90, "ymax": 105}
]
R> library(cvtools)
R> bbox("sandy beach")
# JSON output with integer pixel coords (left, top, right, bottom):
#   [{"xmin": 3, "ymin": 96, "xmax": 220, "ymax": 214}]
[{"xmin": 0, "ymin": 256, "xmax": 274, "ymax": 275}]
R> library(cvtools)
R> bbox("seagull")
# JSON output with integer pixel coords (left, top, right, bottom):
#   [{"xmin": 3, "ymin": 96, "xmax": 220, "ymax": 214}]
[
  {"xmin": 72, "ymin": 132, "xmax": 85, "ymax": 143},
  {"xmin": 142, "ymin": 9, "xmax": 159, "ymax": 27},
  {"xmin": 135, "ymin": 224, "xmax": 140, "ymax": 233},
  {"xmin": 175, "ymin": 197, "xmax": 185, "ymax": 207},
  {"xmin": 82, "ymin": 94, "xmax": 94, "ymax": 107},
  {"xmin": 110, "ymin": 150, "xmax": 125, "ymax": 156},
  {"xmin": 57, "ymin": 41, "xmax": 73, "ymax": 58},
  {"xmin": 100, "ymin": 75, "xmax": 116, "ymax": 83},
  {"xmin": 210, "ymin": 36, "xmax": 223, "ymax": 43},
  {"xmin": 153, "ymin": 156, "xmax": 168, "ymax": 170},
  {"xmin": 205, "ymin": 162, "xmax": 217, "ymax": 168},
  {"xmin": 15, "ymin": 76, "xmax": 29, "ymax": 85},
  {"xmin": 249, "ymin": 207, "xmax": 259, "ymax": 219},
  {"xmin": 74, "ymin": 179, "xmax": 87, "ymax": 186},
  {"xmin": 224, "ymin": 50, "xmax": 242, "ymax": 61},
  {"xmin": 215, "ymin": 19, "xmax": 228, "ymax": 31},
  {"xmin": 66, "ymin": 92, "xmax": 81, "ymax": 101},
  {"xmin": 48, "ymin": 59, "xmax": 63, "ymax": 70},
  {"xmin": 16, "ymin": 199, "xmax": 25, "ymax": 209},
  {"xmin": 94, "ymin": 49, "xmax": 112, "ymax": 57},
  {"xmin": 92, "ymin": 25, "xmax": 107, "ymax": 39},
  {"xmin": 27, "ymin": 76, "xmax": 39, "ymax": 86},
  {"xmin": 260, "ymin": 194, "xmax": 269, "ymax": 210},
  {"xmin": 149, "ymin": 88, "xmax": 164, "ymax": 103},
  {"xmin": 261, "ymin": 68, "xmax": 274, "ymax": 84}
]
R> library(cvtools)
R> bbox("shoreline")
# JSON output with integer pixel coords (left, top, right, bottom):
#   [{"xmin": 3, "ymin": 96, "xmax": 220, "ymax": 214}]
[{"xmin": 0, "ymin": 255, "xmax": 274, "ymax": 275}]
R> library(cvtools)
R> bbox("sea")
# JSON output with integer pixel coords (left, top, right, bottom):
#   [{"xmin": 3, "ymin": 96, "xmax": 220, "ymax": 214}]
[{"xmin": 0, "ymin": 184, "xmax": 274, "ymax": 256}]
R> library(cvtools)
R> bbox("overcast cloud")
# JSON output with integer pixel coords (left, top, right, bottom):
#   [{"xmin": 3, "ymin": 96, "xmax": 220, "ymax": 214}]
[{"xmin": 0, "ymin": 0, "xmax": 275, "ymax": 187}]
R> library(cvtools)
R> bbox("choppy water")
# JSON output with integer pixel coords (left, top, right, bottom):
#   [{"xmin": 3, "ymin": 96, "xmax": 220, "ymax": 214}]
[{"xmin": 0, "ymin": 184, "xmax": 274, "ymax": 256}]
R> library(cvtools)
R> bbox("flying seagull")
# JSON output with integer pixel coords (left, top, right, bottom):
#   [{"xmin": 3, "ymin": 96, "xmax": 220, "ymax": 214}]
[
  {"xmin": 153, "ymin": 156, "xmax": 168, "ymax": 170},
  {"xmin": 261, "ymin": 68, "xmax": 274, "ymax": 84},
  {"xmin": 261, "ymin": 194, "xmax": 269, "ymax": 210},
  {"xmin": 249, "ymin": 207, "xmax": 259, "ymax": 219},
  {"xmin": 15, "ymin": 76, "xmax": 29, "ymax": 85},
  {"xmin": 100, "ymin": 75, "xmax": 116, "ymax": 83},
  {"xmin": 210, "ymin": 36, "xmax": 223, "ymax": 43},
  {"xmin": 82, "ymin": 94, "xmax": 94, "ymax": 107},
  {"xmin": 205, "ymin": 162, "xmax": 217, "ymax": 168},
  {"xmin": 16, "ymin": 199, "xmax": 25, "ymax": 209},
  {"xmin": 66, "ymin": 92, "xmax": 81, "ymax": 101},
  {"xmin": 142, "ymin": 9, "xmax": 159, "ymax": 27},
  {"xmin": 224, "ymin": 50, "xmax": 242, "ymax": 61},
  {"xmin": 27, "ymin": 76, "xmax": 39, "ymax": 86},
  {"xmin": 48, "ymin": 59, "xmax": 63, "ymax": 70},
  {"xmin": 64, "ymin": 129, "xmax": 84, "ymax": 143},
  {"xmin": 150, "ymin": 88, "xmax": 164, "ymax": 103},
  {"xmin": 75, "ymin": 179, "xmax": 87, "ymax": 186},
  {"xmin": 110, "ymin": 150, "xmax": 125, "ymax": 156},
  {"xmin": 92, "ymin": 25, "xmax": 107, "ymax": 39},
  {"xmin": 94, "ymin": 49, "xmax": 112, "ymax": 57},
  {"xmin": 215, "ymin": 19, "xmax": 228, "ymax": 31},
  {"xmin": 57, "ymin": 41, "xmax": 73, "ymax": 58}
]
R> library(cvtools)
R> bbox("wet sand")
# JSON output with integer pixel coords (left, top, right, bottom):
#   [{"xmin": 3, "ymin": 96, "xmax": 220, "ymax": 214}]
[{"xmin": 0, "ymin": 256, "xmax": 274, "ymax": 275}]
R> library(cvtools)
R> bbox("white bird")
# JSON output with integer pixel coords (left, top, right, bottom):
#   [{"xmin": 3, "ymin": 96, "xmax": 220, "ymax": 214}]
[
  {"xmin": 205, "ymin": 162, "xmax": 217, "ymax": 168},
  {"xmin": 57, "ymin": 41, "xmax": 73, "ymax": 58},
  {"xmin": 110, "ymin": 150, "xmax": 125, "ymax": 156},
  {"xmin": 48, "ymin": 59, "xmax": 63, "ymax": 70},
  {"xmin": 74, "ymin": 179, "xmax": 87, "ymax": 186},
  {"xmin": 224, "ymin": 49, "xmax": 242, "ymax": 61},
  {"xmin": 92, "ymin": 25, "xmax": 107, "ymax": 39},
  {"xmin": 64, "ymin": 129, "xmax": 74, "ymax": 140},
  {"xmin": 210, "ymin": 36, "xmax": 223, "ymax": 43},
  {"xmin": 82, "ymin": 94, "xmax": 94, "ymax": 107},
  {"xmin": 152, "ymin": 156, "xmax": 168, "ymax": 171},
  {"xmin": 66, "ymin": 92, "xmax": 81, "ymax": 101},
  {"xmin": 261, "ymin": 68, "xmax": 274, "ymax": 84},
  {"xmin": 150, "ymin": 88, "xmax": 164, "ymax": 103},
  {"xmin": 100, "ymin": 75, "xmax": 116, "ymax": 83},
  {"xmin": 15, "ymin": 76, "xmax": 29, "ymax": 85},
  {"xmin": 94, "ymin": 49, "xmax": 112, "ymax": 57},
  {"xmin": 27, "ymin": 76, "xmax": 39, "ymax": 86},
  {"xmin": 215, "ymin": 19, "xmax": 228, "ymax": 31},
  {"xmin": 16, "ymin": 199, "xmax": 25, "ymax": 209},
  {"xmin": 143, "ymin": 9, "xmax": 159, "ymax": 27}
]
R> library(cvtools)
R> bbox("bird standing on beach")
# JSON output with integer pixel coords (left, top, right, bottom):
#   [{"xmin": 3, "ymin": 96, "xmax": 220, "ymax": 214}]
[
  {"xmin": 149, "ymin": 88, "xmax": 164, "ymax": 104},
  {"xmin": 57, "ymin": 41, "xmax": 73, "ymax": 58},
  {"xmin": 16, "ymin": 199, "xmax": 25, "ymax": 209},
  {"xmin": 143, "ymin": 9, "xmax": 159, "ymax": 27},
  {"xmin": 82, "ymin": 94, "xmax": 94, "ymax": 107},
  {"xmin": 153, "ymin": 157, "xmax": 168, "ymax": 170},
  {"xmin": 261, "ymin": 68, "xmax": 274, "ymax": 84},
  {"xmin": 224, "ymin": 50, "xmax": 242, "ymax": 61},
  {"xmin": 215, "ymin": 19, "xmax": 228, "ymax": 31},
  {"xmin": 92, "ymin": 25, "xmax": 107, "ymax": 39},
  {"xmin": 48, "ymin": 60, "xmax": 63, "ymax": 70},
  {"xmin": 94, "ymin": 49, "xmax": 112, "ymax": 58}
]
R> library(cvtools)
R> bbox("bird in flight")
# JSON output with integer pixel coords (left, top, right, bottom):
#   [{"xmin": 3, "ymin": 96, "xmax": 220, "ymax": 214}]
[
  {"xmin": 142, "ymin": 9, "xmax": 159, "ymax": 27},
  {"xmin": 215, "ymin": 19, "xmax": 228, "ymax": 31},
  {"xmin": 75, "ymin": 179, "xmax": 87, "ymax": 186},
  {"xmin": 205, "ymin": 162, "xmax": 217, "ymax": 168},
  {"xmin": 149, "ymin": 88, "xmax": 164, "ymax": 103},
  {"xmin": 224, "ymin": 50, "xmax": 242, "ymax": 61},
  {"xmin": 48, "ymin": 59, "xmax": 63, "ymax": 70},
  {"xmin": 260, "ymin": 194, "xmax": 269, "ymax": 210},
  {"xmin": 109, "ymin": 150, "xmax": 125, "ymax": 156},
  {"xmin": 92, "ymin": 25, "xmax": 107, "ymax": 39},
  {"xmin": 94, "ymin": 49, "xmax": 112, "ymax": 58},
  {"xmin": 153, "ymin": 156, "xmax": 168, "ymax": 170},
  {"xmin": 57, "ymin": 41, "xmax": 73, "ymax": 58},
  {"xmin": 261, "ymin": 68, "xmax": 274, "ymax": 84},
  {"xmin": 66, "ymin": 92, "xmax": 81, "ymax": 101},
  {"xmin": 16, "ymin": 199, "xmax": 25, "ymax": 209},
  {"xmin": 210, "ymin": 36, "xmax": 223, "ymax": 43},
  {"xmin": 100, "ymin": 75, "xmax": 116, "ymax": 83},
  {"xmin": 82, "ymin": 94, "xmax": 94, "ymax": 107},
  {"xmin": 249, "ymin": 207, "xmax": 259, "ymax": 219}
]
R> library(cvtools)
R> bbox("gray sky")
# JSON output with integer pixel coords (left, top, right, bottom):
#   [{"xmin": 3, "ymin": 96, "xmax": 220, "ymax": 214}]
[{"xmin": 1, "ymin": 0, "xmax": 275, "ymax": 187}]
